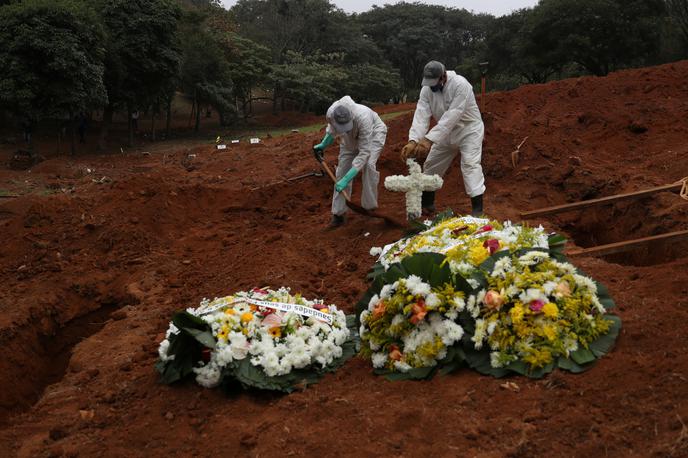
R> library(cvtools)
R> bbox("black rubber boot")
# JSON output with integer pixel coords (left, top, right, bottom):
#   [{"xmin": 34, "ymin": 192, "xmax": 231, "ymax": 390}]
[
  {"xmin": 470, "ymin": 194, "xmax": 484, "ymax": 217},
  {"xmin": 421, "ymin": 191, "xmax": 436, "ymax": 215},
  {"xmin": 330, "ymin": 214, "xmax": 345, "ymax": 227}
]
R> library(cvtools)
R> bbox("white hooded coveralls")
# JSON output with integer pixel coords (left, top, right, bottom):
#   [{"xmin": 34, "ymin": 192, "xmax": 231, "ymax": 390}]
[
  {"xmin": 409, "ymin": 71, "xmax": 485, "ymax": 198},
  {"xmin": 326, "ymin": 96, "xmax": 388, "ymax": 216}
]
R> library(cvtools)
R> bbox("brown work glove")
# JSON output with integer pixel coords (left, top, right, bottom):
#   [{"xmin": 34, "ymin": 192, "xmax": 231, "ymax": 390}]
[
  {"xmin": 400, "ymin": 140, "xmax": 417, "ymax": 162},
  {"xmin": 415, "ymin": 138, "xmax": 433, "ymax": 158}
]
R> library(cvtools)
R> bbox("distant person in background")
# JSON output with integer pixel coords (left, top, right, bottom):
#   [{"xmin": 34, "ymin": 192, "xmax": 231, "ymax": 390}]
[
  {"xmin": 400, "ymin": 60, "xmax": 486, "ymax": 217},
  {"xmin": 312, "ymin": 95, "xmax": 388, "ymax": 227}
]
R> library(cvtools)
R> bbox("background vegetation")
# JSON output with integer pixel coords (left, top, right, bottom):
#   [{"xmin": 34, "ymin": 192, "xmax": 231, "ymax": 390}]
[{"xmin": 0, "ymin": 0, "xmax": 686, "ymax": 149}]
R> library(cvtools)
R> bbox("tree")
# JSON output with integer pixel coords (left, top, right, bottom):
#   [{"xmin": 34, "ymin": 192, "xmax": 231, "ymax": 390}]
[
  {"xmin": 0, "ymin": 0, "xmax": 106, "ymax": 153},
  {"xmin": 357, "ymin": 3, "xmax": 486, "ymax": 95},
  {"xmin": 224, "ymin": 33, "xmax": 271, "ymax": 119},
  {"xmin": 231, "ymin": 0, "xmax": 345, "ymax": 63},
  {"xmin": 178, "ymin": 8, "xmax": 236, "ymax": 130},
  {"xmin": 94, "ymin": 0, "xmax": 181, "ymax": 147},
  {"xmin": 526, "ymin": 0, "xmax": 665, "ymax": 76},
  {"xmin": 666, "ymin": 0, "xmax": 688, "ymax": 51}
]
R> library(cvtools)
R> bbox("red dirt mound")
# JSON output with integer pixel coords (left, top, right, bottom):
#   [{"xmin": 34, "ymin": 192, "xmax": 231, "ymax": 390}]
[{"xmin": 0, "ymin": 62, "xmax": 686, "ymax": 457}]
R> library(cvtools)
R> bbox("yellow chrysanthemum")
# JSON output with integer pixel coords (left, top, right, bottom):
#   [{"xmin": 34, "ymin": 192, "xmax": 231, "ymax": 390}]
[
  {"xmin": 542, "ymin": 302, "xmax": 559, "ymax": 318},
  {"xmin": 224, "ymin": 308, "xmax": 235, "ymax": 316},
  {"xmin": 268, "ymin": 326, "xmax": 281, "ymax": 338},
  {"xmin": 510, "ymin": 303, "xmax": 525, "ymax": 324},
  {"xmin": 468, "ymin": 244, "xmax": 490, "ymax": 265},
  {"xmin": 543, "ymin": 324, "xmax": 558, "ymax": 342},
  {"xmin": 240, "ymin": 312, "xmax": 254, "ymax": 323},
  {"xmin": 523, "ymin": 348, "xmax": 553, "ymax": 368}
]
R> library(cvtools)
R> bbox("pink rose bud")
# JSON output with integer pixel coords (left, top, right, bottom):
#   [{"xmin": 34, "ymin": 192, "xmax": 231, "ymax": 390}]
[
  {"xmin": 484, "ymin": 290, "xmax": 505, "ymax": 310},
  {"xmin": 483, "ymin": 239, "xmax": 500, "ymax": 254},
  {"xmin": 261, "ymin": 313, "xmax": 283, "ymax": 328},
  {"xmin": 529, "ymin": 300, "xmax": 545, "ymax": 313},
  {"xmin": 554, "ymin": 282, "xmax": 571, "ymax": 298}
]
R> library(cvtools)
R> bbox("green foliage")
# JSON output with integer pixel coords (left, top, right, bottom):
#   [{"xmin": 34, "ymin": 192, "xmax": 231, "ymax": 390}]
[
  {"xmin": 178, "ymin": 8, "xmax": 237, "ymax": 124},
  {"xmin": 224, "ymin": 32, "xmax": 272, "ymax": 114},
  {"xmin": 0, "ymin": 0, "xmax": 107, "ymax": 122},
  {"xmin": 97, "ymin": 0, "xmax": 181, "ymax": 109},
  {"xmin": 667, "ymin": 0, "xmax": 688, "ymax": 52},
  {"xmin": 356, "ymin": 252, "xmax": 475, "ymax": 326},
  {"xmin": 357, "ymin": 3, "xmax": 489, "ymax": 93},
  {"xmin": 525, "ymin": 0, "xmax": 665, "ymax": 76},
  {"xmin": 156, "ymin": 311, "xmax": 214, "ymax": 384},
  {"xmin": 231, "ymin": 0, "xmax": 346, "ymax": 61}
]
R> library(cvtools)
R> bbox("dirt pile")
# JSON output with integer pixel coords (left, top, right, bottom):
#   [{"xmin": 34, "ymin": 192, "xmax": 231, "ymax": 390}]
[{"xmin": 0, "ymin": 61, "xmax": 686, "ymax": 457}]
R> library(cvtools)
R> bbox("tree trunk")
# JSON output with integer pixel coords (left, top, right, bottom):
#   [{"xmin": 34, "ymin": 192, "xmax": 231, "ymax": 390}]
[
  {"xmin": 272, "ymin": 82, "xmax": 279, "ymax": 114},
  {"xmin": 166, "ymin": 97, "xmax": 172, "ymax": 139},
  {"xmin": 98, "ymin": 104, "xmax": 114, "ymax": 151},
  {"xmin": 70, "ymin": 112, "xmax": 76, "ymax": 156},
  {"xmin": 194, "ymin": 98, "xmax": 201, "ymax": 133},
  {"xmin": 127, "ymin": 106, "xmax": 134, "ymax": 147},
  {"xmin": 151, "ymin": 104, "xmax": 156, "ymax": 142}
]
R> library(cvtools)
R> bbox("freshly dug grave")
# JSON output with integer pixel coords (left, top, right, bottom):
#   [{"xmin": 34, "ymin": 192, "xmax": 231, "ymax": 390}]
[{"xmin": 0, "ymin": 61, "xmax": 686, "ymax": 457}]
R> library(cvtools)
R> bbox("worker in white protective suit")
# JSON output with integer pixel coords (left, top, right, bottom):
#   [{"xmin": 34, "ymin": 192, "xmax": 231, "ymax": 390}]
[
  {"xmin": 400, "ymin": 60, "xmax": 485, "ymax": 216},
  {"xmin": 313, "ymin": 95, "xmax": 388, "ymax": 227}
]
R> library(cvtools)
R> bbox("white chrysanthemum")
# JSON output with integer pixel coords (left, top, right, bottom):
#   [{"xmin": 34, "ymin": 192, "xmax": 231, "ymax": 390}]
[
  {"xmin": 391, "ymin": 314, "xmax": 406, "ymax": 328},
  {"xmin": 443, "ymin": 321, "xmax": 464, "ymax": 345},
  {"xmin": 490, "ymin": 352, "xmax": 504, "ymax": 368},
  {"xmin": 380, "ymin": 284, "xmax": 395, "ymax": 299},
  {"xmin": 393, "ymin": 360, "xmax": 412, "ymax": 372},
  {"xmin": 194, "ymin": 362, "xmax": 222, "ymax": 388},
  {"xmin": 371, "ymin": 352, "xmax": 388, "ymax": 368},
  {"xmin": 518, "ymin": 250, "xmax": 550, "ymax": 266},
  {"xmin": 472, "ymin": 319, "xmax": 487, "ymax": 349},
  {"xmin": 519, "ymin": 288, "xmax": 547, "ymax": 304},
  {"xmin": 487, "ymin": 321, "xmax": 497, "ymax": 336},
  {"xmin": 405, "ymin": 275, "xmax": 431, "ymax": 297},
  {"xmin": 425, "ymin": 293, "xmax": 441, "ymax": 308},
  {"xmin": 370, "ymin": 246, "xmax": 383, "ymax": 257},
  {"xmin": 158, "ymin": 339, "xmax": 172, "ymax": 361},
  {"xmin": 492, "ymin": 257, "xmax": 513, "ymax": 278},
  {"xmin": 452, "ymin": 295, "xmax": 466, "ymax": 311},
  {"xmin": 591, "ymin": 296, "xmax": 605, "ymax": 314},
  {"xmin": 505, "ymin": 285, "xmax": 520, "ymax": 298},
  {"xmin": 573, "ymin": 274, "xmax": 598, "ymax": 294},
  {"xmin": 543, "ymin": 281, "xmax": 558, "ymax": 295},
  {"xmin": 552, "ymin": 260, "xmax": 577, "ymax": 275},
  {"xmin": 367, "ymin": 294, "xmax": 380, "ymax": 311}
]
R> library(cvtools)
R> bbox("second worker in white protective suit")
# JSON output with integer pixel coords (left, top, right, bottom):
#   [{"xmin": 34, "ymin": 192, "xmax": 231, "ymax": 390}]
[
  {"xmin": 400, "ymin": 60, "xmax": 486, "ymax": 217},
  {"xmin": 313, "ymin": 95, "xmax": 388, "ymax": 227}
]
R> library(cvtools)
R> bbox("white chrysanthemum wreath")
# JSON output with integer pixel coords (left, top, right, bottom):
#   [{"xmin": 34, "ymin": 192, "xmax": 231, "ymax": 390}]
[{"xmin": 156, "ymin": 287, "xmax": 355, "ymax": 392}]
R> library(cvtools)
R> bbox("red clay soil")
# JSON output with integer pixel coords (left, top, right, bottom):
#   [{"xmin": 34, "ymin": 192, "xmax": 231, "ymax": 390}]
[{"xmin": 0, "ymin": 62, "xmax": 687, "ymax": 457}]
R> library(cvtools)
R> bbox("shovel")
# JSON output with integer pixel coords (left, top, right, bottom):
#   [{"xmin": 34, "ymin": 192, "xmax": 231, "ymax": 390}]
[{"xmin": 314, "ymin": 154, "xmax": 405, "ymax": 228}]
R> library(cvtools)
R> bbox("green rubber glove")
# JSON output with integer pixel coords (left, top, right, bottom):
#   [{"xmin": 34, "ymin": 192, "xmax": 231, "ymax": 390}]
[
  {"xmin": 335, "ymin": 167, "xmax": 358, "ymax": 192},
  {"xmin": 313, "ymin": 133, "xmax": 334, "ymax": 161}
]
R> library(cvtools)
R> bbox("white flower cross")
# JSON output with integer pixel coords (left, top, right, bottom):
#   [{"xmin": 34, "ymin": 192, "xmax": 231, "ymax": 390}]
[{"xmin": 384, "ymin": 159, "xmax": 443, "ymax": 220}]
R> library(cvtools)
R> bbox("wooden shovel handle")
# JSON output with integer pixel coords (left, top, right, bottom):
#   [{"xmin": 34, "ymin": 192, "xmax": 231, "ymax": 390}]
[{"xmin": 318, "ymin": 160, "xmax": 352, "ymax": 201}]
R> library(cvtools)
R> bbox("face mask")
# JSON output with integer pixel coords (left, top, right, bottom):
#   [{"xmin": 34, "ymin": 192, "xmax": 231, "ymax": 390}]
[{"xmin": 430, "ymin": 82, "xmax": 444, "ymax": 92}]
